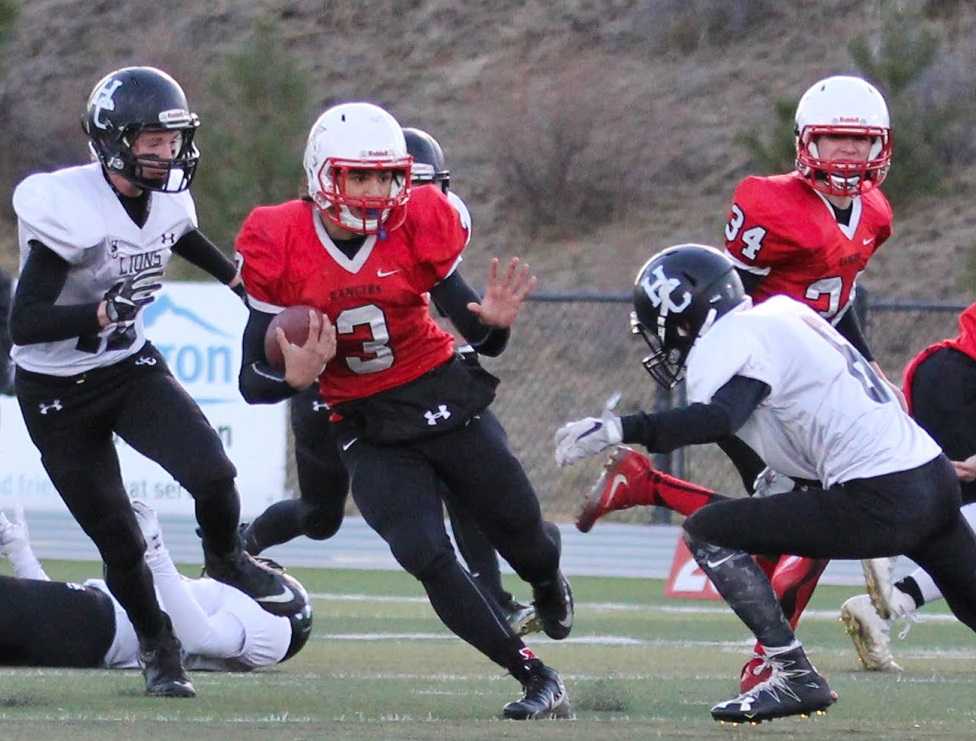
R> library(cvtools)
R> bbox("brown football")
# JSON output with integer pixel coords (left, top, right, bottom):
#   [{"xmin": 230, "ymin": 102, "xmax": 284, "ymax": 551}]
[{"xmin": 264, "ymin": 305, "xmax": 325, "ymax": 371}]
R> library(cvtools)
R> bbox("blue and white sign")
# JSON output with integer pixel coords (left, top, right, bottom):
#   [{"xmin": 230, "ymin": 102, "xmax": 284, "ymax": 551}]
[{"xmin": 0, "ymin": 283, "xmax": 287, "ymax": 517}]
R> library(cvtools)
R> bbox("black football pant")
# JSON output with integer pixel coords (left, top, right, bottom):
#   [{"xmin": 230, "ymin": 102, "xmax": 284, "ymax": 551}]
[
  {"xmin": 0, "ymin": 575, "xmax": 115, "ymax": 667},
  {"xmin": 249, "ymin": 386, "xmax": 516, "ymax": 605},
  {"xmin": 909, "ymin": 347, "xmax": 976, "ymax": 503},
  {"xmin": 684, "ymin": 455, "xmax": 976, "ymax": 647},
  {"xmin": 338, "ymin": 409, "xmax": 559, "ymax": 675},
  {"xmin": 15, "ymin": 343, "xmax": 239, "ymax": 642}
]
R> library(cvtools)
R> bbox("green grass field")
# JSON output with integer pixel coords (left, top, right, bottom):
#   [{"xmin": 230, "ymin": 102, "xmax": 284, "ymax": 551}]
[{"xmin": 1, "ymin": 560, "xmax": 974, "ymax": 740}]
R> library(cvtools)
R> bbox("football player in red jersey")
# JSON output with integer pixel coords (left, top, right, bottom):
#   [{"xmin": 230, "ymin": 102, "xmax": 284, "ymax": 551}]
[
  {"xmin": 235, "ymin": 103, "xmax": 572, "ymax": 720},
  {"xmin": 581, "ymin": 76, "xmax": 900, "ymax": 691},
  {"xmin": 723, "ymin": 75, "xmax": 900, "ymax": 689}
]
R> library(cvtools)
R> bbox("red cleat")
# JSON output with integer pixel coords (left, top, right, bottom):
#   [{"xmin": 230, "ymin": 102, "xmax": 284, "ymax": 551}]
[
  {"xmin": 739, "ymin": 651, "xmax": 772, "ymax": 693},
  {"xmin": 576, "ymin": 446, "xmax": 655, "ymax": 533}
]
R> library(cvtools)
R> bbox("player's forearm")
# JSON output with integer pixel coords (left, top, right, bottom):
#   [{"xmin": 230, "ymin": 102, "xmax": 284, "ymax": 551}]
[
  {"xmin": 238, "ymin": 308, "xmax": 299, "ymax": 404},
  {"xmin": 172, "ymin": 229, "xmax": 237, "ymax": 284},
  {"xmin": 430, "ymin": 271, "xmax": 510, "ymax": 356},
  {"xmin": 10, "ymin": 242, "xmax": 102, "ymax": 344}
]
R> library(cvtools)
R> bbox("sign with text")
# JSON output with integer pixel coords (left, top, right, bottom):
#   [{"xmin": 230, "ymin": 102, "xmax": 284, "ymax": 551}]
[
  {"xmin": 0, "ymin": 283, "xmax": 287, "ymax": 518},
  {"xmin": 664, "ymin": 538, "xmax": 722, "ymax": 600}
]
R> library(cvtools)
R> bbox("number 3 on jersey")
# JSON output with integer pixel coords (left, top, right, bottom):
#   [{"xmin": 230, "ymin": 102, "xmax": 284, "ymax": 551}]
[
  {"xmin": 725, "ymin": 204, "xmax": 767, "ymax": 260},
  {"xmin": 336, "ymin": 304, "xmax": 393, "ymax": 374}
]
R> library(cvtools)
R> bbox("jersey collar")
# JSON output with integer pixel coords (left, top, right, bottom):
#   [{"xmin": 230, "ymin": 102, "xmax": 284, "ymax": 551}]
[{"xmin": 312, "ymin": 210, "xmax": 377, "ymax": 274}]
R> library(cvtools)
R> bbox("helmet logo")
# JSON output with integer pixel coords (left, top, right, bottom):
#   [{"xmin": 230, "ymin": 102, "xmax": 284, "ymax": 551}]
[
  {"xmin": 91, "ymin": 79, "xmax": 123, "ymax": 130},
  {"xmin": 641, "ymin": 265, "xmax": 692, "ymax": 341}
]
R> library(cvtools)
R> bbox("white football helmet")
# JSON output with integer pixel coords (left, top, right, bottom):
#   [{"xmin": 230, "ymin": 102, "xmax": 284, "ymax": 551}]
[
  {"xmin": 794, "ymin": 75, "xmax": 892, "ymax": 196},
  {"xmin": 303, "ymin": 102, "xmax": 412, "ymax": 235}
]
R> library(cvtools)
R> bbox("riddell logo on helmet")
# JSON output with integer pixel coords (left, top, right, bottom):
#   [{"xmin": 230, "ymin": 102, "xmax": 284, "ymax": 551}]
[
  {"xmin": 834, "ymin": 115, "xmax": 866, "ymax": 124},
  {"xmin": 362, "ymin": 149, "xmax": 392, "ymax": 157}
]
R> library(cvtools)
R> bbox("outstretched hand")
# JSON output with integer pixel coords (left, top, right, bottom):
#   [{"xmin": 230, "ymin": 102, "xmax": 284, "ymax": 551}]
[
  {"xmin": 467, "ymin": 257, "xmax": 537, "ymax": 328},
  {"xmin": 0, "ymin": 505, "xmax": 30, "ymax": 555}
]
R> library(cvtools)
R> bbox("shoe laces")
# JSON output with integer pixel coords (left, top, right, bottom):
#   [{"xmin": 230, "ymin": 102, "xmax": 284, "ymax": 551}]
[
  {"xmin": 894, "ymin": 611, "xmax": 919, "ymax": 641},
  {"xmin": 743, "ymin": 654, "xmax": 815, "ymax": 703}
]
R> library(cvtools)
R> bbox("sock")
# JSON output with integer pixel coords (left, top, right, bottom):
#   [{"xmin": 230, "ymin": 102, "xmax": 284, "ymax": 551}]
[
  {"xmin": 894, "ymin": 576, "xmax": 926, "ymax": 611},
  {"xmin": 194, "ymin": 478, "xmax": 241, "ymax": 556},
  {"xmin": 652, "ymin": 470, "xmax": 724, "ymax": 516},
  {"xmin": 248, "ymin": 499, "xmax": 305, "ymax": 553},
  {"xmin": 106, "ymin": 560, "xmax": 166, "ymax": 642}
]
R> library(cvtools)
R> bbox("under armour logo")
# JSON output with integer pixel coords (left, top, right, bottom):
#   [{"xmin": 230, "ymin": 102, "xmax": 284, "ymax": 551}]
[
  {"xmin": 39, "ymin": 399, "xmax": 63, "ymax": 415},
  {"xmin": 134, "ymin": 356, "xmax": 157, "ymax": 366},
  {"xmin": 109, "ymin": 241, "xmax": 120, "ymax": 258},
  {"xmin": 312, "ymin": 401, "xmax": 329, "ymax": 412},
  {"xmin": 161, "ymin": 233, "xmax": 176, "ymax": 245},
  {"xmin": 91, "ymin": 79, "xmax": 123, "ymax": 130},
  {"xmin": 424, "ymin": 404, "xmax": 451, "ymax": 426}
]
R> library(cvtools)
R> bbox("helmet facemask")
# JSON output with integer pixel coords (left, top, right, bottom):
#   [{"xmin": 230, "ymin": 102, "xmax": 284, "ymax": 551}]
[
  {"xmin": 796, "ymin": 125, "xmax": 891, "ymax": 197},
  {"xmin": 312, "ymin": 157, "xmax": 412, "ymax": 236}
]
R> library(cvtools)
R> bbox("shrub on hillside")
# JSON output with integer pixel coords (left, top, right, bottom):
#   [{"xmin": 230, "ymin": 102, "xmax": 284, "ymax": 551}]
[{"xmin": 185, "ymin": 22, "xmax": 313, "ymax": 274}]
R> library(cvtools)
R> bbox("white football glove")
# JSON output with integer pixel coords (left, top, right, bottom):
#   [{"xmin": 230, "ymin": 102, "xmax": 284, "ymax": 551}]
[
  {"xmin": 0, "ymin": 506, "xmax": 31, "ymax": 556},
  {"xmin": 752, "ymin": 467, "xmax": 796, "ymax": 497},
  {"xmin": 554, "ymin": 407, "xmax": 623, "ymax": 467},
  {"xmin": 132, "ymin": 500, "xmax": 166, "ymax": 559}
]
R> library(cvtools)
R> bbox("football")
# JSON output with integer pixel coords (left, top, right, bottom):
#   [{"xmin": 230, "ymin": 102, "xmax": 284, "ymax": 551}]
[{"xmin": 264, "ymin": 305, "xmax": 325, "ymax": 371}]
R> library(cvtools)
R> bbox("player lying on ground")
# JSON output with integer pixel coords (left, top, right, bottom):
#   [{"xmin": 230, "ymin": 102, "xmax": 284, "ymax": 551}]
[
  {"xmin": 555, "ymin": 244, "xmax": 976, "ymax": 724},
  {"xmin": 0, "ymin": 504, "xmax": 311, "ymax": 672}
]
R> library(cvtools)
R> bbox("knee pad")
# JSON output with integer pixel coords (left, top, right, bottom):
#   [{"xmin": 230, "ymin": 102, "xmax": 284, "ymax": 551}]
[{"xmin": 90, "ymin": 512, "xmax": 146, "ymax": 568}]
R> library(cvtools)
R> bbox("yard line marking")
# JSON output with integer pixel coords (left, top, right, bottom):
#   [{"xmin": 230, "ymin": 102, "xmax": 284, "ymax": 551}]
[{"xmin": 309, "ymin": 593, "xmax": 960, "ymax": 624}]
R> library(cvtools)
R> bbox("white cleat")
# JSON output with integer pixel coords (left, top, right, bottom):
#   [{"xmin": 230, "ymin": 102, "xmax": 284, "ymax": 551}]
[
  {"xmin": 861, "ymin": 557, "xmax": 898, "ymax": 620},
  {"xmin": 840, "ymin": 594, "xmax": 902, "ymax": 672}
]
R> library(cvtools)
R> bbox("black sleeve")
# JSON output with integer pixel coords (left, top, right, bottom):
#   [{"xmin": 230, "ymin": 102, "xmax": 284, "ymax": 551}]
[
  {"xmin": 238, "ymin": 307, "xmax": 300, "ymax": 404},
  {"xmin": 833, "ymin": 304, "xmax": 874, "ymax": 362},
  {"xmin": 620, "ymin": 375, "xmax": 770, "ymax": 453},
  {"xmin": 171, "ymin": 229, "xmax": 237, "ymax": 284},
  {"xmin": 10, "ymin": 241, "xmax": 104, "ymax": 345},
  {"xmin": 716, "ymin": 435, "xmax": 767, "ymax": 494},
  {"xmin": 734, "ymin": 267, "xmax": 764, "ymax": 296},
  {"xmin": 428, "ymin": 270, "xmax": 510, "ymax": 357},
  {"xmin": 0, "ymin": 270, "xmax": 13, "ymax": 392}
]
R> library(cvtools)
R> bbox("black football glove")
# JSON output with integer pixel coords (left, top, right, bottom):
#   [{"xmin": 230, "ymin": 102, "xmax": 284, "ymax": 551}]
[{"xmin": 103, "ymin": 269, "xmax": 164, "ymax": 323}]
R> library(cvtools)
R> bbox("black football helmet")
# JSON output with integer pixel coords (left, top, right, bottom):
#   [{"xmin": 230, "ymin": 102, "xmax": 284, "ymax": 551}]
[
  {"xmin": 403, "ymin": 127, "xmax": 450, "ymax": 192},
  {"xmin": 83, "ymin": 66, "xmax": 200, "ymax": 193},
  {"xmin": 631, "ymin": 244, "xmax": 745, "ymax": 389},
  {"xmin": 271, "ymin": 569, "xmax": 314, "ymax": 662}
]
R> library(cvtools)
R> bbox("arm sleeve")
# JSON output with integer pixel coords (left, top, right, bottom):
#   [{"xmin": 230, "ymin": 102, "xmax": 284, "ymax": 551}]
[
  {"xmin": 9, "ymin": 240, "xmax": 103, "ymax": 345},
  {"xmin": 619, "ymin": 375, "xmax": 770, "ymax": 453},
  {"xmin": 716, "ymin": 435, "xmax": 767, "ymax": 495},
  {"xmin": 734, "ymin": 267, "xmax": 764, "ymax": 296},
  {"xmin": 146, "ymin": 552, "xmax": 246, "ymax": 658},
  {"xmin": 171, "ymin": 229, "xmax": 237, "ymax": 284},
  {"xmin": 238, "ymin": 307, "xmax": 299, "ymax": 404},
  {"xmin": 833, "ymin": 303, "xmax": 874, "ymax": 361},
  {"xmin": 429, "ymin": 270, "xmax": 510, "ymax": 356}
]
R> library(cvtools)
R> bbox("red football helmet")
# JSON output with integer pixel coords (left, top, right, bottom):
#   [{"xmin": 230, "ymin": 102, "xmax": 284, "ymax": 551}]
[{"xmin": 794, "ymin": 76, "xmax": 892, "ymax": 197}]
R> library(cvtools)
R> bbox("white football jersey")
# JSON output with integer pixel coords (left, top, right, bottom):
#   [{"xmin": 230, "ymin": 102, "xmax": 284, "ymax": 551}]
[
  {"xmin": 11, "ymin": 162, "xmax": 196, "ymax": 375},
  {"xmin": 686, "ymin": 295, "xmax": 940, "ymax": 488},
  {"xmin": 87, "ymin": 577, "xmax": 291, "ymax": 670}
]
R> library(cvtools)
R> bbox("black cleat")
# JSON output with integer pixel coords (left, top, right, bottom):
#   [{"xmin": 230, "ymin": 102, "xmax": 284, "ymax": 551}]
[
  {"xmin": 503, "ymin": 598, "xmax": 540, "ymax": 637},
  {"xmin": 238, "ymin": 521, "xmax": 262, "ymax": 556},
  {"xmin": 532, "ymin": 571, "xmax": 574, "ymax": 640},
  {"xmin": 503, "ymin": 664, "xmax": 573, "ymax": 720},
  {"xmin": 140, "ymin": 619, "xmax": 195, "ymax": 698},
  {"xmin": 710, "ymin": 646, "xmax": 835, "ymax": 724},
  {"xmin": 203, "ymin": 543, "xmax": 295, "ymax": 617}
]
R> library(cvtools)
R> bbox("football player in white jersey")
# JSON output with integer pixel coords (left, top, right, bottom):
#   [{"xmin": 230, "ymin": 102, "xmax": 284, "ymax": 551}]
[
  {"xmin": 554, "ymin": 244, "xmax": 976, "ymax": 724},
  {"xmin": 9, "ymin": 66, "xmax": 291, "ymax": 698},
  {"xmin": 239, "ymin": 126, "xmax": 540, "ymax": 636},
  {"xmin": 0, "ymin": 505, "xmax": 312, "ymax": 672}
]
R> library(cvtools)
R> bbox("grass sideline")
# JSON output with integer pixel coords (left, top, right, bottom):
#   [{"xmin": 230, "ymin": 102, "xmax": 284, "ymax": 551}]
[{"xmin": 0, "ymin": 560, "xmax": 973, "ymax": 740}]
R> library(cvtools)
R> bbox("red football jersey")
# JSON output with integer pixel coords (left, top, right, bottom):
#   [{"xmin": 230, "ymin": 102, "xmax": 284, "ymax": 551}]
[
  {"xmin": 724, "ymin": 172, "xmax": 893, "ymax": 322},
  {"xmin": 902, "ymin": 302, "xmax": 976, "ymax": 414},
  {"xmin": 237, "ymin": 186, "xmax": 467, "ymax": 405}
]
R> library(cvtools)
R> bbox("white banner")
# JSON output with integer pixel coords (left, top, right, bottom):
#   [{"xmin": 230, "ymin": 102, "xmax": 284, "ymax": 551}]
[{"xmin": 0, "ymin": 282, "xmax": 287, "ymax": 518}]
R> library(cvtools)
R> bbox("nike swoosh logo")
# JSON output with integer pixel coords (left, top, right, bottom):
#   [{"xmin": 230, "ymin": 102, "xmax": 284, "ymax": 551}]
[
  {"xmin": 377, "ymin": 268, "xmax": 400, "ymax": 278},
  {"xmin": 706, "ymin": 553, "xmax": 735, "ymax": 569},
  {"xmin": 862, "ymin": 237, "xmax": 874, "ymax": 245},
  {"xmin": 577, "ymin": 422, "xmax": 602, "ymax": 440},
  {"xmin": 606, "ymin": 474, "xmax": 628, "ymax": 505},
  {"xmin": 342, "ymin": 437, "xmax": 359, "ymax": 451},
  {"xmin": 257, "ymin": 584, "xmax": 295, "ymax": 604}
]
